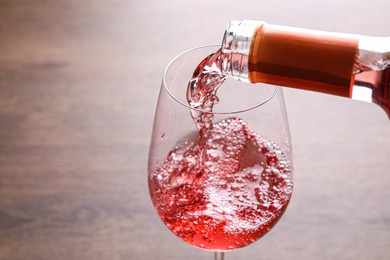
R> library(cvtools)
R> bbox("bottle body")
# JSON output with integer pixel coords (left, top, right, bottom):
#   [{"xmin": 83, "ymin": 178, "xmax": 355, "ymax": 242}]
[{"xmin": 221, "ymin": 20, "xmax": 390, "ymax": 116}]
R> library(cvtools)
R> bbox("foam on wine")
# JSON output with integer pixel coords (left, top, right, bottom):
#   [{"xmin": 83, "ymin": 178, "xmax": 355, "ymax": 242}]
[{"xmin": 149, "ymin": 118, "xmax": 293, "ymax": 251}]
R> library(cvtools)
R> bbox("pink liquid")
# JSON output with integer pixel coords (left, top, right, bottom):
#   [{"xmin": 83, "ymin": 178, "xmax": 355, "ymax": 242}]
[
  {"xmin": 186, "ymin": 48, "xmax": 226, "ymax": 130},
  {"xmin": 149, "ymin": 49, "xmax": 293, "ymax": 251},
  {"xmin": 148, "ymin": 118, "xmax": 293, "ymax": 251}
]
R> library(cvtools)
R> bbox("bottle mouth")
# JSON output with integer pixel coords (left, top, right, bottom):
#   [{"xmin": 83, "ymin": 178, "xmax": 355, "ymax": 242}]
[
  {"xmin": 163, "ymin": 44, "xmax": 280, "ymax": 115},
  {"xmin": 221, "ymin": 20, "xmax": 263, "ymax": 54},
  {"xmin": 221, "ymin": 20, "xmax": 264, "ymax": 82}
]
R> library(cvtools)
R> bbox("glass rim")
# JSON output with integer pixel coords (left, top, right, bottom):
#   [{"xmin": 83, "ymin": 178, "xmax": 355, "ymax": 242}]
[{"xmin": 163, "ymin": 44, "xmax": 280, "ymax": 115}]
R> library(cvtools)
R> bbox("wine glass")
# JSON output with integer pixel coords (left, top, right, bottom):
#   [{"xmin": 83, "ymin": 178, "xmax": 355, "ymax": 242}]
[{"xmin": 148, "ymin": 45, "xmax": 294, "ymax": 259}]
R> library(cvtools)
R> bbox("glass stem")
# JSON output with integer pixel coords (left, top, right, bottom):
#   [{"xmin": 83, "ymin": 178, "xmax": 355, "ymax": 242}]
[{"xmin": 214, "ymin": 252, "xmax": 225, "ymax": 260}]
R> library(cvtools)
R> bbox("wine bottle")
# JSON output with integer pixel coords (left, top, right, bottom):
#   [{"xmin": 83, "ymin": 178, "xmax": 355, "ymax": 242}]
[{"xmin": 221, "ymin": 20, "xmax": 390, "ymax": 116}]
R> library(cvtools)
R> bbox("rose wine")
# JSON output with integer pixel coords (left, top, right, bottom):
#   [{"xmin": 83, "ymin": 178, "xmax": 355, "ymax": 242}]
[
  {"xmin": 148, "ymin": 46, "xmax": 293, "ymax": 251},
  {"xmin": 148, "ymin": 118, "xmax": 293, "ymax": 251},
  {"xmin": 186, "ymin": 48, "xmax": 226, "ymax": 130}
]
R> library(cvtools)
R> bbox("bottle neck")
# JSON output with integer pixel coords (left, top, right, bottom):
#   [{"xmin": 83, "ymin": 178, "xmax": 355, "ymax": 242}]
[{"xmin": 221, "ymin": 20, "xmax": 262, "ymax": 82}]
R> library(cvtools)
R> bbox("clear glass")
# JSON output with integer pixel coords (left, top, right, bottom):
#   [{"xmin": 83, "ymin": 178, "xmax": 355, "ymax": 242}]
[
  {"xmin": 221, "ymin": 20, "xmax": 261, "ymax": 82},
  {"xmin": 148, "ymin": 45, "xmax": 294, "ymax": 259}
]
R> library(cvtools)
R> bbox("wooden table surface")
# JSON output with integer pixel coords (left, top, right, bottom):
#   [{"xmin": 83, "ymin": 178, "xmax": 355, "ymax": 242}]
[{"xmin": 1, "ymin": 0, "xmax": 389, "ymax": 259}]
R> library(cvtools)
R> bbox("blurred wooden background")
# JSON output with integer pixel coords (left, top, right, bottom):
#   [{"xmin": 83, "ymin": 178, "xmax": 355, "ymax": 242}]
[{"xmin": 0, "ymin": 0, "xmax": 389, "ymax": 259}]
